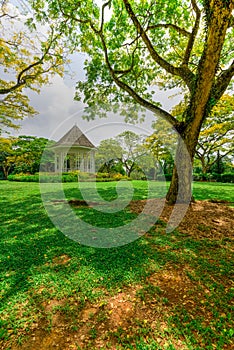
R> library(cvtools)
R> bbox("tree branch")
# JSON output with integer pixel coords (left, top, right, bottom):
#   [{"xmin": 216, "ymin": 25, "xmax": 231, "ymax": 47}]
[
  {"xmin": 114, "ymin": 44, "xmax": 138, "ymax": 75},
  {"xmin": 0, "ymin": 0, "xmax": 17, "ymax": 19},
  {"xmin": 98, "ymin": 29, "xmax": 178, "ymax": 128},
  {"xmin": 147, "ymin": 23, "xmax": 191, "ymax": 37},
  {"xmin": 212, "ymin": 60, "xmax": 234, "ymax": 101},
  {"xmin": 182, "ymin": 0, "xmax": 201, "ymax": 66},
  {"xmin": 123, "ymin": 0, "xmax": 195, "ymax": 91},
  {"xmin": 205, "ymin": 148, "xmax": 233, "ymax": 169},
  {"xmin": 100, "ymin": 1, "xmax": 111, "ymax": 32},
  {"xmin": 58, "ymin": 1, "xmax": 176, "ymax": 124},
  {"xmin": 57, "ymin": 0, "xmax": 92, "ymax": 26},
  {"xmin": 0, "ymin": 28, "xmax": 63, "ymax": 95},
  {"xmin": 0, "ymin": 60, "xmax": 42, "ymax": 94}
]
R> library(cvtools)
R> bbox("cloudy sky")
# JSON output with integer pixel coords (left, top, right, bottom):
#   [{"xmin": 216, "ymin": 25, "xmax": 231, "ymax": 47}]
[
  {"xmin": 13, "ymin": 51, "xmax": 181, "ymax": 146},
  {"xmin": 7, "ymin": 1, "xmax": 182, "ymax": 147}
]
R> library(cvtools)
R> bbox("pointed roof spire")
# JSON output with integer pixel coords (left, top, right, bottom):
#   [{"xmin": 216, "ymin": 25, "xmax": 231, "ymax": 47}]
[{"xmin": 53, "ymin": 125, "xmax": 95, "ymax": 148}]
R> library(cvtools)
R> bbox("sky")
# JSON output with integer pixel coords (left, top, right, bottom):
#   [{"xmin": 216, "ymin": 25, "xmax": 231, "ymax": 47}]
[
  {"xmin": 7, "ymin": 0, "xmax": 182, "ymax": 147},
  {"xmin": 11, "ymin": 50, "xmax": 181, "ymax": 146}
]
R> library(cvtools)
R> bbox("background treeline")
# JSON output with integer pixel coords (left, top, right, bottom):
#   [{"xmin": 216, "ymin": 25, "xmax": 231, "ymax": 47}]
[{"xmin": 1, "ymin": 128, "xmax": 233, "ymax": 182}]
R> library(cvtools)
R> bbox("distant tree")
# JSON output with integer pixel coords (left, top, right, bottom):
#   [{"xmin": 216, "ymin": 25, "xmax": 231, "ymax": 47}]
[
  {"xmin": 11, "ymin": 136, "xmax": 54, "ymax": 174},
  {"xmin": 116, "ymin": 131, "xmax": 147, "ymax": 177},
  {"xmin": 96, "ymin": 131, "xmax": 149, "ymax": 177},
  {"xmin": 96, "ymin": 138, "xmax": 123, "ymax": 173},
  {"xmin": 0, "ymin": 135, "xmax": 55, "ymax": 177},
  {"xmin": 195, "ymin": 95, "xmax": 234, "ymax": 175},
  {"xmin": 144, "ymin": 119, "xmax": 177, "ymax": 179},
  {"xmin": 0, "ymin": 136, "xmax": 16, "ymax": 178}
]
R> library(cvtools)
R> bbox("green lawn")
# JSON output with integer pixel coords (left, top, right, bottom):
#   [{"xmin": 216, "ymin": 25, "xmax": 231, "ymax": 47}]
[
  {"xmin": 192, "ymin": 181, "xmax": 234, "ymax": 203},
  {"xmin": 0, "ymin": 180, "xmax": 233, "ymax": 350}
]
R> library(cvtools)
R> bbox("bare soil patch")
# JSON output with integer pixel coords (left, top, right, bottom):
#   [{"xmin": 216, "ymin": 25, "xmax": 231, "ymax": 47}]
[{"xmin": 129, "ymin": 199, "xmax": 234, "ymax": 239}]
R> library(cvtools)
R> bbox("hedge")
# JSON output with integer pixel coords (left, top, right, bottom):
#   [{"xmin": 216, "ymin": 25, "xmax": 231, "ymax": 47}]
[
  {"xmin": 193, "ymin": 172, "xmax": 234, "ymax": 183},
  {"xmin": 155, "ymin": 174, "xmax": 172, "ymax": 181},
  {"xmin": 217, "ymin": 173, "xmax": 234, "ymax": 183},
  {"xmin": 7, "ymin": 173, "xmax": 131, "ymax": 183}
]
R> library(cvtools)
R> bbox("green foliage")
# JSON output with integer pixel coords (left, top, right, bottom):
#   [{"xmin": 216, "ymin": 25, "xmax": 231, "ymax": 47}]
[
  {"xmin": 12, "ymin": 136, "xmax": 55, "ymax": 174},
  {"xmin": 0, "ymin": 91, "xmax": 38, "ymax": 132},
  {"xmin": 193, "ymin": 172, "xmax": 234, "ymax": 183},
  {"xmin": 0, "ymin": 136, "xmax": 16, "ymax": 178},
  {"xmin": 217, "ymin": 173, "xmax": 234, "ymax": 183},
  {"xmin": 172, "ymin": 94, "xmax": 234, "ymax": 175},
  {"xmin": 7, "ymin": 172, "xmax": 130, "ymax": 183},
  {"xmin": 96, "ymin": 131, "xmax": 151, "ymax": 178},
  {"xmin": 144, "ymin": 118, "xmax": 176, "ymax": 178},
  {"xmin": 196, "ymin": 95, "xmax": 234, "ymax": 174},
  {"xmin": 96, "ymin": 172, "xmax": 111, "ymax": 178},
  {"xmin": 8, "ymin": 174, "xmax": 39, "ymax": 182},
  {"xmin": 95, "ymin": 138, "xmax": 123, "ymax": 173},
  {"xmin": 8, "ymin": 173, "xmax": 77, "ymax": 183},
  {"xmin": 156, "ymin": 174, "xmax": 173, "ymax": 182},
  {"xmin": 0, "ymin": 135, "xmax": 54, "ymax": 177},
  {"xmin": 0, "ymin": 0, "xmax": 67, "ymax": 132}
]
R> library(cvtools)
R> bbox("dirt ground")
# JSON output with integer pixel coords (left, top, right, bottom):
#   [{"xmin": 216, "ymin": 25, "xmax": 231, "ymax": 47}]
[
  {"xmin": 5, "ymin": 200, "xmax": 234, "ymax": 350},
  {"xmin": 129, "ymin": 199, "xmax": 234, "ymax": 240}
]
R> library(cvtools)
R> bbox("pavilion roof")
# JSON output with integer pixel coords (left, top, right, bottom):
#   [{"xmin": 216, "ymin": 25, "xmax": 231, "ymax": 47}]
[{"xmin": 52, "ymin": 125, "xmax": 95, "ymax": 149}]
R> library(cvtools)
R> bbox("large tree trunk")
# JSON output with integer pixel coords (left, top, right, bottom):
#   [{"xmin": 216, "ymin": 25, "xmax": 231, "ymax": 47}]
[
  {"xmin": 166, "ymin": 0, "xmax": 233, "ymax": 205},
  {"xmin": 166, "ymin": 131, "xmax": 194, "ymax": 204}
]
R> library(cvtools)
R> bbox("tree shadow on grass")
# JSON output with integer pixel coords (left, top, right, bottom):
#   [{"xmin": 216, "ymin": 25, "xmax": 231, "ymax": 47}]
[{"xmin": 0, "ymin": 188, "xmax": 177, "ymax": 308}]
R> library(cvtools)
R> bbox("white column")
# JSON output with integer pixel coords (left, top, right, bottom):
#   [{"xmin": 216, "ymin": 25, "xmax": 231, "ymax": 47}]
[
  {"xmin": 90, "ymin": 151, "xmax": 95, "ymax": 173},
  {"xmin": 80, "ymin": 153, "xmax": 85, "ymax": 172},
  {"xmin": 84, "ymin": 153, "xmax": 89, "ymax": 173},
  {"xmin": 63, "ymin": 152, "xmax": 67, "ymax": 172},
  {"xmin": 54, "ymin": 153, "xmax": 58, "ymax": 172},
  {"xmin": 58, "ymin": 152, "xmax": 65, "ymax": 172}
]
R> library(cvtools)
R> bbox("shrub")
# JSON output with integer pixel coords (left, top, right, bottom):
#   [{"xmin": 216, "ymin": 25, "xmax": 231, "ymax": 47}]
[
  {"xmin": 78, "ymin": 171, "xmax": 96, "ymax": 181},
  {"xmin": 193, "ymin": 173, "xmax": 214, "ymax": 181},
  {"xmin": 211, "ymin": 173, "xmax": 222, "ymax": 182},
  {"xmin": 156, "ymin": 173, "xmax": 172, "ymax": 181},
  {"xmin": 220, "ymin": 173, "xmax": 234, "ymax": 183},
  {"xmin": 8, "ymin": 174, "xmax": 76, "ymax": 183},
  {"xmin": 165, "ymin": 173, "xmax": 172, "ymax": 181},
  {"xmin": 0, "ymin": 171, "xmax": 5, "ymax": 180},
  {"xmin": 130, "ymin": 171, "xmax": 146, "ymax": 180},
  {"xmin": 96, "ymin": 172, "xmax": 110, "ymax": 178},
  {"xmin": 193, "ymin": 173, "xmax": 201, "ymax": 181},
  {"xmin": 112, "ymin": 173, "xmax": 129, "ymax": 181},
  {"xmin": 7, "ymin": 173, "xmax": 131, "ymax": 183},
  {"xmin": 8, "ymin": 174, "xmax": 39, "ymax": 182},
  {"xmin": 193, "ymin": 172, "xmax": 234, "ymax": 183},
  {"xmin": 95, "ymin": 177, "xmax": 115, "ymax": 182}
]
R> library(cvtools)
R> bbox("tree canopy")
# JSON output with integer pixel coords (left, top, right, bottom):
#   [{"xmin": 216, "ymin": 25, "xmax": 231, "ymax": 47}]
[
  {"xmin": 29, "ymin": 0, "xmax": 234, "ymax": 203},
  {"xmin": 0, "ymin": 0, "xmax": 68, "ymax": 132},
  {"xmin": 0, "ymin": 135, "xmax": 54, "ymax": 177},
  {"xmin": 96, "ymin": 131, "xmax": 149, "ymax": 177},
  {"xmin": 196, "ymin": 95, "xmax": 234, "ymax": 174}
]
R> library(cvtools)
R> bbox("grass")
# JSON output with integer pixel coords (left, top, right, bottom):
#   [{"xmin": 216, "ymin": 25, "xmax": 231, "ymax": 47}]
[
  {"xmin": 0, "ymin": 180, "xmax": 233, "ymax": 350},
  {"xmin": 192, "ymin": 181, "xmax": 234, "ymax": 203}
]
